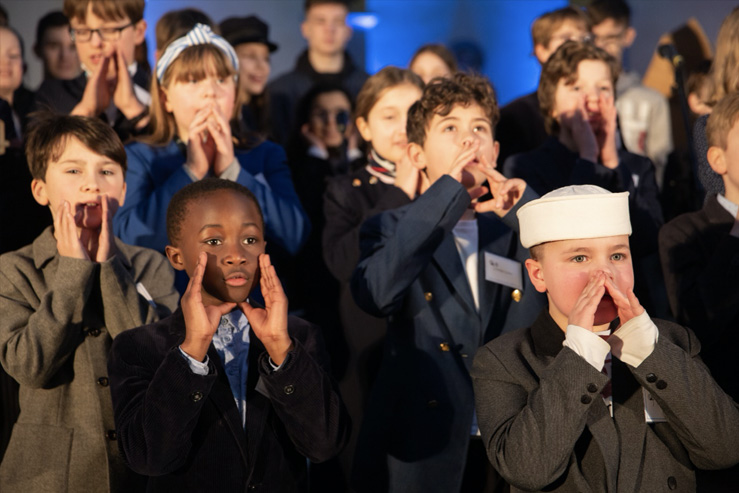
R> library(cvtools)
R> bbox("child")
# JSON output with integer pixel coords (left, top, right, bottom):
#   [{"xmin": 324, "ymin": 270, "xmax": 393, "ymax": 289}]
[
  {"xmin": 0, "ymin": 114, "xmax": 179, "ymax": 492},
  {"xmin": 321, "ymin": 66, "xmax": 423, "ymax": 487},
  {"xmin": 471, "ymin": 184, "xmax": 739, "ymax": 492},
  {"xmin": 587, "ymin": 0, "xmax": 673, "ymax": 189},
  {"xmin": 497, "ymin": 6, "xmax": 590, "ymax": 165},
  {"xmin": 504, "ymin": 40, "xmax": 665, "ymax": 316},
  {"xmin": 33, "ymin": 0, "xmax": 150, "ymax": 143},
  {"xmin": 350, "ymin": 73, "xmax": 545, "ymax": 492},
  {"xmin": 107, "ymin": 178, "xmax": 349, "ymax": 491},
  {"xmin": 115, "ymin": 24, "xmax": 308, "ymax": 263},
  {"xmin": 220, "ymin": 15, "xmax": 278, "ymax": 137},
  {"xmin": 661, "ymin": 91, "xmax": 739, "ymax": 493},
  {"xmin": 33, "ymin": 10, "xmax": 81, "ymax": 82},
  {"xmin": 268, "ymin": 0, "xmax": 368, "ymax": 146},
  {"xmin": 409, "ymin": 44, "xmax": 458, "ymax": 85}
]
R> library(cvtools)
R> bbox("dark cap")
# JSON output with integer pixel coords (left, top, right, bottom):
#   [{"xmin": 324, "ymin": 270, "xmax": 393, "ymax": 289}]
[{"xmin": 219, "ymin": 15, "xmax": 278, "ymax": 53}]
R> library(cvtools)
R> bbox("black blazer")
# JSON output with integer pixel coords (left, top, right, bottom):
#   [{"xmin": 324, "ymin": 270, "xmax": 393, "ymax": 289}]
[{"xmin": 108, "ymin": 307, "xmax": 350, "ymax": 492}]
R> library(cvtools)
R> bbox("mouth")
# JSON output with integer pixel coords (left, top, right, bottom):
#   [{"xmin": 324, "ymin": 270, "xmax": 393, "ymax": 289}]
[
  {"xmin": 77, "ymin": 201, "xmax": 101, "ymax": 210},
  {"xmin": 224, "ymin": 271, "xmax": 250, "ymax": 287}
]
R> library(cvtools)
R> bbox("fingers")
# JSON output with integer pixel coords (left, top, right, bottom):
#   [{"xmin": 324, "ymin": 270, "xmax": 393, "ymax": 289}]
[
  {"xmin": 568, "ymin": 272, "xmax": 607, "ymax": 330},
  {"xmin": 184, "ymin": 251, "xmax": 207, "ymax": 301},
  {"xmin": 448, "ymin": 140, "xmax": 480, "ymax": 179}
]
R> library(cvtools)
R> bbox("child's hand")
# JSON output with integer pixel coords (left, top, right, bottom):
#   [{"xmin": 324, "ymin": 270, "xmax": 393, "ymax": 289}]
[
  {"xmin": 560, "ymin": 101, "xmax": 599, "ymax": 164},
  {"xmin": 394, "ymin": 146, "xmax": 422, "ymax": 199},
  {"xmin": 94, "ymin": 195, "xmax": 118, "ymax": 262},
  {"xmin": 594, "ymin": 93, "xmax": 619, "ymax": 169},
  {"xmin": 185, "ymin": 107, "xmax": 217, "ymax": 179},
  {"xmin": 71, "ymin": 56, "xmax": 113, "ymax": 117},
  {"xmin": 473, "ymin": 154, "xmax": 527, "ymax": 217},
  {"xmin": 54, "ymin": 200, "xmax": 90, "ymax": 260},
  {"xmin": 301, "ymin": 122, "xmax": 327, "ymax": 153},
  {"xmin": 238, "ymin": 254, "xmax": 292, "ymax": 366},
  {"xmin": 604, "ymin": 276, "xmax": 644, "ymax": 326},
  {"xmin": 111, "ymin": 47, "xmax": 147, "ymax": 125},
  {"xmin": 567, "ymin": 271, "xmax": 608, "ymax": 331},
  {"xmin": 181, "ymin": 252, "xmax": 237, "ymax": 362},
  {"xmin": 207, "ymin": 104, "xmax": 236, "ymax": 177}
]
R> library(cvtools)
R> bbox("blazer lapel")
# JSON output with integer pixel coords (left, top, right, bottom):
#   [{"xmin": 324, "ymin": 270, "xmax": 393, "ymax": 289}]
[
  {"xmin": 432, "ymin": 234, "xmax": 475, "ymax": 313},
  {"xmin": 244, "ymin": 333, "xmax": 270, "ymax": 485}
]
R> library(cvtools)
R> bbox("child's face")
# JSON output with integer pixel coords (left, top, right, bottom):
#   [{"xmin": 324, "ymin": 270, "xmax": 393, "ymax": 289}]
[
  {"xmin": 70, "ymin": 4, "xmax": 146, "ymax": 75},
  {"xmin": 525, "ymin": 235, "xmax": 634, "ymax": 331},
  {"xmin": 31, "ymin": 136, "xmax": 126, "ymax": 232},
  {"xmin": 708, "ymin": 119, "xmax": 739, "ymax": 203},
  {"xmin": 536, "ymin": 19, "xmax": 589, "ymax": 64},
  {"xmin": 413, "ymin": 102, "xmax": 499, "ymax": 190},
  {"xmin": 301, "ymin": 3, "xmax": 351, "ymax": 56},
  {"xmin": 38, "ymin": 25, "xmax": 81, "ymax": 80},
  {"xmin": 410, "ymin": 51, "xmax": 452, "ymax": 85},
  {"xmin": 0, "ymin": 28, "xmax": 23, "ymax": 97},
  {"xmin": 309, "ymin": 90, "xmax": 352, "ymax": 148},
  {"xmin": 552, "ymin": 59, "xmax": 614, "ymax": 134},
  {"xmin": 235, "ymin": 42, "xmax": 270, "ymax": 98},
  {"xmin": 167, "ymin": 190, "xmax": 265, "ymax": 306},
  {"xmin": 356, "ymin": 83, "xmax": 422, "ymax": 164},
  {"xmin": 162, "ymin": 64, "xmax": 236, "ymax": 144},
  {"xmin": 591, "ymin": 18, "xmax": 634, "ymax": 67}
]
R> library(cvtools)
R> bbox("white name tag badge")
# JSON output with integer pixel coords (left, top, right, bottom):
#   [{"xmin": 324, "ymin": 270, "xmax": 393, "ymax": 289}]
[
  {"xmin": 484, "ymin": 252, "xmax": 523, "ymax": 291},
  {"xmin": 643, "ymin": 388, "xmax": 667, "ymax": 423}
]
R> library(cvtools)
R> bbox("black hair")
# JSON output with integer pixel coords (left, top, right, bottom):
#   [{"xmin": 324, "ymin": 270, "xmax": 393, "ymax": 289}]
[
  {"xmin": 166, "ymin": 178, "xmax": 264, "ymax": 245},
  {"xmin": 35, "ymin": 11, "xmax": 70, "ymax": 46},
  {"xmin": 586, "ymin": 0, "xmax": 631, "ymax": 28}
]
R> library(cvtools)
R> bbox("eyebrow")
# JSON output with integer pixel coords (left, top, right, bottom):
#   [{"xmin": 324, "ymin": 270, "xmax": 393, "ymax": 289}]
[
  {"xmin": 199, "ymin": 222, "xmax": 262, "ymax": 232},
  {"xmin": 55, "ymin": 159, "xmax": 118, "ymax": 166}
]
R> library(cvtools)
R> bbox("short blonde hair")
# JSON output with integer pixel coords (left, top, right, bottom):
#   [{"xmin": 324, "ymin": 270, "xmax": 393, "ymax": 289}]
[
  {"xmin": 706, "ymin": 92, "xmax": 739, "ymax": 149},
  {"xmin": 708, "ymin": 7, "xmax": 739, "ymax": 107},
  {"xmin": 531, "ymin": 6, "xmax": 588, "ymax": 48}
]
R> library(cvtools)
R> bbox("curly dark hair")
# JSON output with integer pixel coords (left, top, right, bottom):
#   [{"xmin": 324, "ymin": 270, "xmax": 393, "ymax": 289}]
[
  {"xmin": 406, "ymin": 72, "xmax": 499, "ymax": 147},
  {"xmin": 537, "ymin": 40, "xmax": 619, "ymax": 135},
  {"xmin": 166, "ymin": 178, "xmax": 264, "ymax": 246}
]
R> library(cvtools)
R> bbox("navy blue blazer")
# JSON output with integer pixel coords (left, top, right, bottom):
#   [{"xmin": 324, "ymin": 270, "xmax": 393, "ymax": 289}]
[
  {"xmin": 350, "ymin": 176, "xmax": 545, "ymax": 492},
  {"xmin": 108, "ymin": 307, "xmax": 350, "ymax": 492}
]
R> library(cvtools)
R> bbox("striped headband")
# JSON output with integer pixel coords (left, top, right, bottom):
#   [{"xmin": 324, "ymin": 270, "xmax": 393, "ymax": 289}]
[{"xmin": 156, "ymin": 23, "xmax": 239, "ymax": 82}]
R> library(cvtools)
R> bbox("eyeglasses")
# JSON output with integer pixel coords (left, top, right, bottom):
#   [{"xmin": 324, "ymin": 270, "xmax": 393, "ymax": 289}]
[
  {"xmin": 592, "ymin": 30, "xmax": 627, "ymax": 47},
  {"xmin": 70, "ymin": 23, "xmax": 134, "ymax": 42}
]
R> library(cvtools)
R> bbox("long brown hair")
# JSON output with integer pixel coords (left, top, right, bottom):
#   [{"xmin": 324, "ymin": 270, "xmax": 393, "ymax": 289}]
[{"xmin": 142, "ymin": 44, "xmax": 241, "ymax": 146}]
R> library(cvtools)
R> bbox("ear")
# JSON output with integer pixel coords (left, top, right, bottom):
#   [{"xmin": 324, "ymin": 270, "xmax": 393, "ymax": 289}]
[
  {"xmin": 165, "ymin": 245, "xmax": 186, "ymax": 271},
  {"xmin": 161, "ymin": 87, "xmax": 173, "ymax": 114},
  {"xmin": 30, "ymin": 178, "xmax": 49, "ymax": 207},
  {"xmin": 407, "ymin": 142, "xmax": 427, "ymax": 171},
  {"xmin": 707, "ymin": 146, "xmax": 727, "ymax": 175},
  {"xmin": 533, "ymin": 43, "xmax": 550, "ymax": 65},
  {"xmin": 491, "ymin": 140, "xmax": 500, "ymax": 168},
  {"xmin": 119, "ymin": 181, "xmax": 127, "ymax": 208},
  {"xmin": 300, "ymin": 20, "xmax": 309, "ymax": 41},
  {"xmin": 133, "ymin": 19, "xmax": 147, "ymax": 46},
  {"xmin": 355, "ymin": 116, "xmax": 371, "ymax": 142},
  {"xmin": 525, "ymin": 258, "xmax": 547, "ymax": 293},
  {"xmin": 622, "ymin": 26, "xmax": 636, "ymax": 48}
]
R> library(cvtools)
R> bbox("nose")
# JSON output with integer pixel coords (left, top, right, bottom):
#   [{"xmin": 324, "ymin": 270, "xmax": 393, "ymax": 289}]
[
  {"xmin": 89, "ymin": 30, "xmax": 104, "ymax": 47},
  {"xmin": 81, "ymin": 173, "xmax": 102, "ymax": 193},
  {"xmin": 461, "ymin": 128, "xmax": 480, "ymax": 148},
  {"xmin": 223, "ymin": 243, "xmax": 247, "ymax": 265}
]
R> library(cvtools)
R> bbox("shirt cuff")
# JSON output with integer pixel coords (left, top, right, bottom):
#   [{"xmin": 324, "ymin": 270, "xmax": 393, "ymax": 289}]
[
  {"xmin": 609, "ymin": 311, "xmax": 658, "ymax": 367},
  {"xmin": 730, "ymin": 219, "xmax": 739, "ymax": 238},
  {"xmin": 218, "ymin": 158, "xmax": 241, "ymax": 181},
  {"xmin": 307, "ymin": 145, "xmax": 329, "ymax": 160},
  {"xmin": 267, "ymin": 352, "xmax": 291, "ymax": 372},
  {"xmin": 178, "ymin": 346, "xmax": 210, "ymax": 375},
  {"xmin": 563, "ymin": 324, "xmax": 611, "ymax": 370},
  {"xmin": 182, "ymin": 164, "xmax": 199, "ymax": 182}
]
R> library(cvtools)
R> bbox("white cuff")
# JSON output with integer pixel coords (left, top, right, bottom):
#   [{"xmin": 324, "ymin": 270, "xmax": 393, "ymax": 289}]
[
  {"xmin": 218, "ymin": 158, "xmax": 241, "ymax": 181},
  {"xmin": 178, "ymin": 346, "xmax": 210, "ymax": 375},
  {"xmin": 563, "ymin": 324, "xmax": 611, "ymax": 370},
  {"xmin": 609, "ymin": 311, "xmax": 658, "ymax": 367},
  {"xmin": 307, "ymin": 145, "xmax": 329, "ymax": 160}
]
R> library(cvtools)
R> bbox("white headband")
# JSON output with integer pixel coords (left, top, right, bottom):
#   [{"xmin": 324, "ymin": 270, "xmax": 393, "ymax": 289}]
[
  {"xmin": 156, "ymin": 23, "xmax": 239, "ymax": 83},
  {"xmin": 517, "ymin": 185, "xmax": 631, "ymax": 249}
]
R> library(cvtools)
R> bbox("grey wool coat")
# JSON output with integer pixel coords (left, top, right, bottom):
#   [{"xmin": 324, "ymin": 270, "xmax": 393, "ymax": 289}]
[
  {"xmin": 471, "ymin": 310, "xmax": 739, "ymax": 493},
  {"xmin": 0, "ymin": 227, "xmax": 179, "ymax": 493}
]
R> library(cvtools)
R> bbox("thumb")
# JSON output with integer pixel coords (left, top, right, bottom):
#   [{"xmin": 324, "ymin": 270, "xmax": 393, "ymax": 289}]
[{"xmin": 215, "ymin": 302, "xmax": 237, "ymax": 316}]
